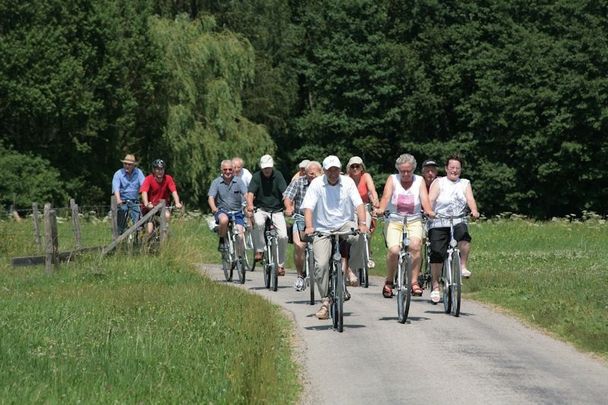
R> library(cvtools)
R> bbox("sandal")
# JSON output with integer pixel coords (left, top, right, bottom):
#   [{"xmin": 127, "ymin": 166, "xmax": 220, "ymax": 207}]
[
  {"xmin": 382, "ymin": 281, "xmax": 394, "ymax": 298},
  {"xmin": 277, "ymin": 266, "xmax": 285, "ymax": 276},
  {"xmin": 411, "ymin": 282, "xmax": 423, "ymax": 296},
  {"xmin": 347, "ymin": 272, "xmax": 359, "ymax": 287}
]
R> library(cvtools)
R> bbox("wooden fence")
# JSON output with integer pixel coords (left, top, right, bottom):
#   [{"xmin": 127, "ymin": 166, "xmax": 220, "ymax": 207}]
[{"xmin": 11, "ymin": 197, "xmax": 174, "ymax": 269}]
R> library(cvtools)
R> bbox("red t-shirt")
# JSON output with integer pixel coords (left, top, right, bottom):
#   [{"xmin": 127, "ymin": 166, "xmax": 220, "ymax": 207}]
[{"xmin": 140, "ymin": 174, "xmax": 177, "ymax": 205}]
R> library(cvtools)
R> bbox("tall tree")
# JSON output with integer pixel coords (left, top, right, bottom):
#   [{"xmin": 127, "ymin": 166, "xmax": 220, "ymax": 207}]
[{"xmin": 148, "ymin": 14, "xmax": 275, "ymax": 206}]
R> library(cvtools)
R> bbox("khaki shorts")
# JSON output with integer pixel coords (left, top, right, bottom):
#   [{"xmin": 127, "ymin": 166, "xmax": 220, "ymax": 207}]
[{"xmin": 386, "ymin": 219, "xmax": 424, "ymax": 249}]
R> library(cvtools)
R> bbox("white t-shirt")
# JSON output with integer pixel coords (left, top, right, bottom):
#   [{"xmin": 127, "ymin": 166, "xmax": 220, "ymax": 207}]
[
  {"xmin": 301, "ymin": 174, "xmax": 363, "ymax": 232},
  {"xmin": 387, "ymin": 174, "xmax": 423, "ymax": 220},
  {"xmin": 238, "ymin": 168, "xmax": 252, "ymax": 187}
]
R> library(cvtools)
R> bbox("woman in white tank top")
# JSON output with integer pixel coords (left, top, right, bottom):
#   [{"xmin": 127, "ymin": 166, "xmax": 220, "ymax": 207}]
[{"xmin": 427, "ymin": 155, "xmax": 480, "ymax": 303}]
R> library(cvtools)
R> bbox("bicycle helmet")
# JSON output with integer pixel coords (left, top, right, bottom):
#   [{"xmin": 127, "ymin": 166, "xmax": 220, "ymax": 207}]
[{"xmin": 152, "ymin": 159, "xmax": 165, "ymax": 169}]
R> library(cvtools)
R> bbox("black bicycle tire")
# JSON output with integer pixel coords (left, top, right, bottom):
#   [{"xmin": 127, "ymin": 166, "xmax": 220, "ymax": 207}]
[
  {"xmin": 306, "ymin": 249, "xmax": 315, "ymax": 305},
  {"xmin": 362, "ymin": 239, "xmax": 370, "ymax": 288},
  {"xmin": 397, "ymin": 255, "xmax": 412, "ymax": 324},
  {"xmin": 235, "ymin": 234, "xmax": 246, "ymax": 284},
  {"xmin": 442, "ymin": 259, "xmax": 452, "ymax": 314},
  {"xmin": 336, "ymin": 261, "xmax": 344, "ymax": 332},
  {"xmin": 271, "ymin": 238, "xmax": 279, "ymax": 292},
  {"xmin": 222, "ymin": 249, "xmax": 233, "ymax": 282},
  {"xmin": 451, "ymin": 253, "xmax": 461, "ymax": 317}
]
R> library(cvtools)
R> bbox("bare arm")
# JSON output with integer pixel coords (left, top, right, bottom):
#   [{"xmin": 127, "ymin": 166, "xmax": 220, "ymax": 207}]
[
  {"xmin": 364, "ymin": 173, "xmax": 380, "ymax": 208},
  {"xmin": 465, "ymin": 183, "xmax": 480, "ymax": 218},
  {"xmin": 284, "ymin": 197, "xmax": 294, "ymax": 217},
  {"xmin": 304, "ymin": 208, "xmax": 314, "ymax": 235},
  {"xmin": 375, "ymin": 175, "xmax": 394, "ymax": 215},
  {"xmin": 171, "ymin": 191, "xmax": 182, "ymax": 209},
  {"xmin": 419, "ymin": 180, "xmax": 435, "ymax": 218},
  {"xmin": 208, "ymin": 196, "xmax": 218, "ymax": 213},
  {"xmin": 246, "ymin": 192, "xmax": 255, "ymax": 217},
  {"xmin": 141, "ymin": 191, "xmax": 150, "ymax": 207},
  {"xmin": 355, "ymin": 203, "xmax": 369, "ymax": 234}
]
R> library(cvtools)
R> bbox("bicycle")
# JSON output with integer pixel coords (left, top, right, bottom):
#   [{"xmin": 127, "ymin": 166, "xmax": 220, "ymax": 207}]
[
  {"xmin": 310, "ymin": 229, "xmax": 358, "ymax": 332},
  {"xmin": 259, "ymin": 209, "xmax": 283, "ymax": 292},
  {"xmin": 418, "ymin": 216, "xmax": 432, "ymax": 291},
  {"xmin": 381, "ymin": 212, "xmax": 413, "ymax": 324},
  {"xmin": 116, "ymin": 199, "xmax": 143, "ymax": 252},
  {"xmin": 434, "ymin": 213, "xmax": 468, "ymax": 317},
  {"xmin": 294, "ymin": 213, "xmax": 315, "ymax": 305},
  {"xmin": 219, "ymin": 210, "xmax": 247, "ymax": 284}
]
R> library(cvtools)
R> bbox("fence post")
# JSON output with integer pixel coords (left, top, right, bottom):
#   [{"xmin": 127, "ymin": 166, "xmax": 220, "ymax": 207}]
[
  {"xmin": 32, "ymin": 203, "xmax": 42, "ymax": 252},
  {"xmin": 111, "ymin": 196, "xmax": 118, "ymax": 241},
  {"xmin": 44, "ymin": 203, "xmax": 58, "ymax": 274},
  {"xmin": 70, "ymin": 198, "xmax": 81, "ymax": 249},
  {"xmin": 160, "ymin": 200, "xmax": 168, "ymax": 247}
]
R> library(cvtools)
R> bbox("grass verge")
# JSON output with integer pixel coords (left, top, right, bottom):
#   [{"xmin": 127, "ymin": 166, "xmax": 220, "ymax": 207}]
[{"xmin": 0, "ymin": 219, "xmax": 299, "ymax": 403}]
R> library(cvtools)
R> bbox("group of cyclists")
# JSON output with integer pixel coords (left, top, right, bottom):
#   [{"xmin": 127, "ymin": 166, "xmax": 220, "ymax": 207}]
[
  {"xmin": 112, "ymin": 154, "xmax": 183, "ymax": 236},
  {"xmin": 208, "ymin": 152, "xmax": 479, "ymax": 320}
]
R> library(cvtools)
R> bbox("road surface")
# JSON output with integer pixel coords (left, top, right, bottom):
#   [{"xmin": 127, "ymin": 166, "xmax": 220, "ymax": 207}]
[{"xmin": 200, "ymin": 264, "xmax": 608, "ymax": 405}]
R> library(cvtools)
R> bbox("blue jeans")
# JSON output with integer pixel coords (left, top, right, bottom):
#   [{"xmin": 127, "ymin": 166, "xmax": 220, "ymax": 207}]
[{"xmin": 118, "ymin": 200, "xmax": 141, "ymax": 234}]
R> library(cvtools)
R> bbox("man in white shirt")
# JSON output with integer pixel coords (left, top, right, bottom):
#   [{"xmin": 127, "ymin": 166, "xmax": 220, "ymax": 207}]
[{"xmin": 302, "ymin": 155, "xmax": 368, "ymax": 320}]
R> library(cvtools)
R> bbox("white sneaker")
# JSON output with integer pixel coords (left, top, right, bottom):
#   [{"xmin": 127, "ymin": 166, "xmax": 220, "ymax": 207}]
[
  {"xmin": 294, "ymin": 276, "xmax": 305, "ymax": 292},
  {"xmin": 368, "ymin": 259, "xmax": 375, "ymax": 268},
  {"xmin": 430, "ymin": 289, "xmax": 440, "ymax": 304},
  {"xmin": 461, "ymin": 268, "xmax": 471, "ymax": 278}
]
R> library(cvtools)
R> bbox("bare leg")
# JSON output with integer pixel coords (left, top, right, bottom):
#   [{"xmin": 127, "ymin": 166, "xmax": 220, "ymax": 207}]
[
  {"xmin": 385, "ymin": 246, "xmax": 400, "ymax": 282},
  {"xmin": 459, "ymin": 241, "xmax": 471, "ymax": 269},
  {"xmin": 409, "ymin": 238, "xmax": 422, "ymax": 286}
]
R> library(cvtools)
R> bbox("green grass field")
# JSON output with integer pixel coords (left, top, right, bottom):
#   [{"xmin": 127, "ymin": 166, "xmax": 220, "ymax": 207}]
[
  {"xmin": 0, "ymin": 217, "xmax": 299, "ymax": 403},
  {"xmin": 1, "ymin": 214, "xmax": 606, "ymax": 402}
]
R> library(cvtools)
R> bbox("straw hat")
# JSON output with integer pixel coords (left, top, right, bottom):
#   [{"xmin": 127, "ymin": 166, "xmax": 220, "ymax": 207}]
[{"xmin": 121, "ymin": 154, "xmax": 138, "ymax": 165}]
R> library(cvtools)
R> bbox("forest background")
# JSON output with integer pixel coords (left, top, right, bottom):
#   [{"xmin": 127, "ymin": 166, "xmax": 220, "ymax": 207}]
[{"xmin": 1, "ymin": 0, "xmax": 606, "ymax": 218}]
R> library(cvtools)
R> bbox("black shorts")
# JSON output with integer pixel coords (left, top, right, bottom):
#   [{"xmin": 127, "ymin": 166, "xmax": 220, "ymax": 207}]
[{"xmin": 428, "ymin": 223, "xmax": 472, "ymax": 263}]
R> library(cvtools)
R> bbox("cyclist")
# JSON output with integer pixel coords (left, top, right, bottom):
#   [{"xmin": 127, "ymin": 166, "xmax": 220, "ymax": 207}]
[
  {"xmin": 346, "ymin": 156, "xmax": 380, "ymax": 280},
  {"xmin": 375, "ymin": 154, "xmax": 434, "ymax": 299},
  {"xmin": 291, "ymin": 159, "xmax": 310, "ymax": 182},
  {"xmin": 428, "ymin": 154, "xmax": 479, "ymax": 302},
  {"xmin": 245, "ymin": 155, "xmax": 288, "ymax": 275},
  {"xmin": 140, "ymin": 159, "xmax": 183, "ymax": 235},
  {"xmin": 208, "ymin": 160, "xmax": 247, "ymax": 250},
  {"xmin": 302, "ymin": 155, "xmax": 368, "ymax": 320},
  {"xmin": 421, "ymin": 159, "xmax": 439, "ymax": 191},
  {"xmin": 283, "ymin": 160, "xmax": 323, "ymax": 291},
  {"xmin": 112, "ymin": 153, "xmax": 145, "ymax": 234},
  {"xmin": 232, "ymin": 156, "xmax": 252, "ymax": 187}
]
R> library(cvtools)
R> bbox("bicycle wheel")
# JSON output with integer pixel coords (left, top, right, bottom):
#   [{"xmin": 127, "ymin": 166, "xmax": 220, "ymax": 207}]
[
  {"xmin": 235, "ymin": 235, "xmax": 247, "ymax": 284},
  {"xmin": 397, "ymin": 254, "xmax": 412, "ymax": 324},
  {"xmin": 270, "ymin": 238, "xmax": 279, "ymax": 292},
  {"xmin": 221, "ymin": 244, "xmax": 233, "ymax": 282},
  {"xmin": 450, "ymin": 252, "xmax": 461, "ymax": 316},
  {"xmin": 305, "ymin": 249, "xmax": 315, "ymax": 305},
  {"xmin": 442, "ymin": 259, "xmax": 452, "ymax": 314},
  {"xmin": 360, "ymin": 236, "xmax": 370, "ymax": 288}
]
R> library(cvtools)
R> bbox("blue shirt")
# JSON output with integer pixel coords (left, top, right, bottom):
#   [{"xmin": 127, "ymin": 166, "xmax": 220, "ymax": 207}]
[
  {"xmin": 208, "ymin": 176, "xmax": 247, "ymax": 211},
  {"xmin": 112, "ymin": 168, "xmax": 145, "ymax": 200}
]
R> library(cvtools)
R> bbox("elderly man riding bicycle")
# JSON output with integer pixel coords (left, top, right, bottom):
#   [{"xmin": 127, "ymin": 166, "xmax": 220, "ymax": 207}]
[
  {"xmin": 208, "ymin": 160, "xmax": 248, "ymax": 250},
  {"xmin": 302, "ymin": 155, "xmax": 368, "ymax": 320}
]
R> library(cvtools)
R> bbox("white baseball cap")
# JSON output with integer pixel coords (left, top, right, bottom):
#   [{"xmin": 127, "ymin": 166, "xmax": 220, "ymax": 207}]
[
  {"xmin": 259, "ymin": 154, "xmax": 274, "ymax": 169},
  {"xmin": 322, "ymin": 155, "xmax": 341, "ymax": 170},
  {"xmin": 298, "ymin": 159, "xmax": 311, "ymax": 169}
]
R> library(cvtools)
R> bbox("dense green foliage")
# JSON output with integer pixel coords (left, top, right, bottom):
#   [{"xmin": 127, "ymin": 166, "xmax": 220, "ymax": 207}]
[{"xmin": 1, "ymin": 0, "xmax": 606, "ymax": 217}]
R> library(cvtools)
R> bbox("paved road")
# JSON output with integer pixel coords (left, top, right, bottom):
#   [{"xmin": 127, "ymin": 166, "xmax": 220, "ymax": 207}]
[{"xmin": 200, "ymin": 264, "xmax": 608, "ymax": 405}]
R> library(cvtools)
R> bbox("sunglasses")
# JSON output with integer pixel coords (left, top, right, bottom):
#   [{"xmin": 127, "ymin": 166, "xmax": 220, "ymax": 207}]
[
  {"xmin": 222, "ymin": 168, "xmax": 234, "ymax": 172},
  {"xmin": 350, "ymin": 164, "xmax": 361, "ymax": 169}
]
